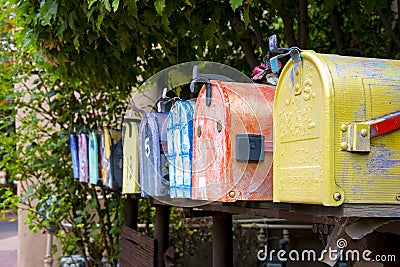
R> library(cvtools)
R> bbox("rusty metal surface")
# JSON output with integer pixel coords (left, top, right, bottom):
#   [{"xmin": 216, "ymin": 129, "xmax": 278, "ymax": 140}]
[{"xmin": 192, "ymin": 81, "xmax": 275, "ymax": 202}]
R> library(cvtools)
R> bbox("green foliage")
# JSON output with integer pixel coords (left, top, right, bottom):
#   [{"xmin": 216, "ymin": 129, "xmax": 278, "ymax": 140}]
[
  {"xmin": 230, "ymin": 0, "xmax": 243, "ymax": 11},
  {"xmin": 155, "ymin": 0, "xmax": 166, "ymax": 15},
  {"xmin": 1, "ymin": 2, "xmax": 126, "ymax": 266},
  {"xmin": 169, "ymin": 209, "xmax": 212, "ymax": 262},
  {"xmin": 0, "ymin": 63, "xmax": 126, "ymax": 266},
  {"xmin": 137, "ymin": 198, "xmax": 156, "ymax": 237},
  {"xmin": 1, "ymin": 0, "xmax": 400, "ymax": 265}
]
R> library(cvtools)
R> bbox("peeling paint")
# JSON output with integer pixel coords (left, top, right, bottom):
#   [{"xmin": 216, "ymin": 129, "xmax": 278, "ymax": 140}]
[
  {"xmin": 274, "ymin": 51, "xmax": 400, "ymax": 206},
  {"xmin": 192, "ymin": 81, "xmax": 275, "ymax": 202}
]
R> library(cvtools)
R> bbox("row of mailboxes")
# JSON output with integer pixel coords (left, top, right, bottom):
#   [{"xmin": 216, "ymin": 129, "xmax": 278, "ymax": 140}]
[
  {"xmin": 69, "ymin": 129, "xmax": 123, "ymax": 190},
  {"xmin": 71, "ymin": 51, "xmax": 399, "ymax": 206},
  {"xmin": 120, "ymin": 81, "xmax": 275, "ymax": 201}
]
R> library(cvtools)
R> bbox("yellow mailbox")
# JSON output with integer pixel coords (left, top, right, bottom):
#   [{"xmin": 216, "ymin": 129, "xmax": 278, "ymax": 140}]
[{"xmin": 273, "ymin": 50, "xmax": 400, "ymax": 206}]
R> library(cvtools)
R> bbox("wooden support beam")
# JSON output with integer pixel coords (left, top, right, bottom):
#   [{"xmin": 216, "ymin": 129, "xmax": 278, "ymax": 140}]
[
  {"xmin": 124, "ymin": 195, "xmax": 139, "ymax": 230},
  {"xmin": 212, "ymin": 212, "xmax": 233, "ymax": 267},
  {"xmin": 155, "ymin": 205, "xmax": 170, "ymax": 267}
]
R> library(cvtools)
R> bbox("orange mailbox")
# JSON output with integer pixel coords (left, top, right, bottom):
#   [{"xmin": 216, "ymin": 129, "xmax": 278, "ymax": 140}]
[{"xmin": 192, "ymin": 80, "xmax": 275, "ymax": 202}]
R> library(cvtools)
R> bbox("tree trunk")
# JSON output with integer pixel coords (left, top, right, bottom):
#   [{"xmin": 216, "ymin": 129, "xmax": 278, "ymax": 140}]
[
  {"xmin": 232, "ymin": 11, "xmax": 259, "ymax": 69},
  {"xmin": 249, "ymin": 9, "xmax": 268, "ymax": 55},
  {"xmin": 276, "ymin": 2, "xmax": 297, "ymax": 47},
  {"xmin": 298, "ymin": 0, "xmax": 309, "ymax": 48},
  {"xmin": 240, "ymin": 38, "xmax": 260, "ymax": 69},
  {"xmin": 330, "ymin": 6, "xmax": 345, "ymax": 55},
  {"xmin": 378, "ymin": 8, "xmax": 400, "ymax": 51}
]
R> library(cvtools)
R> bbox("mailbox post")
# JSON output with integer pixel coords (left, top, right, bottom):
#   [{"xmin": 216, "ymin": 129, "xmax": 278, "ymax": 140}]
[
  {"xmin": 155, "ymin": 205, "xmax": 170, "ymax": 267},
  {"xmin": 212, "ymin": 212, "xmax": 233, "ymax": 267}
]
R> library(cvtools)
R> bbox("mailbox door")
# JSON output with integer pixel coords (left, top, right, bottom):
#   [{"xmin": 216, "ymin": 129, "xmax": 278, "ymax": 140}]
[
  {"xmin": 222, "ymin": 82, "xmax": 274, "ymax": 202},
  {"xmin": 89, "ymin": 132, "xmax": 99, "ymax": 185},
  {"xmin": 100, "ymin": 129, "xmax": 112, "ymax": 186},
  {"xmin": 154, "ymin": 113, "xmax": 169, "ymax": 196},
  {"xmin": 110, "ymin": 130, "xmax": 123, "ymax": 189},
  {"xmin": 273, "ymin": 51, "xmax": 338, "ymax": 205},
  {"xmin": 192, "ymin": 82, "xmax": 231, "ymax": 200},
  {"xmin": 167, "ymin": 100, "xmax": 195, "ymax": 198},
  {"xmin": 69, "ymin": 134, "xmax": 79, "ymax": 179},
  {"xmin": 122, "ymin": 119, "xmax": 140, "ymax": 194},
  {"xmin": 98, "ymin": 131, "xmax": 106, "ymax": 186},
  {"xmin": 78, "ymin": 133, "xmax": 89, "ymax": 183},
  {"xmin": 139, "ymin": 113, "xmax": 169, "ymax": 197},
  {"xmin": 96, "ymin": 133, "xmax": 103, "ymax": 183}
]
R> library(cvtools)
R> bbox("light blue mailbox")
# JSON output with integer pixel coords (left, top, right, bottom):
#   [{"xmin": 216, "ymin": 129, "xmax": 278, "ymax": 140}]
[{"xmin": 167, "ymin": 100, "xmax": 195, "ymax": 198}]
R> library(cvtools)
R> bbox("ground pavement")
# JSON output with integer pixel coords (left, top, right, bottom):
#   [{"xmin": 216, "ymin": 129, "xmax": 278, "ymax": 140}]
[{"xmin": 0, "ymin": 212, "xmax": 18, "ymax": 267}]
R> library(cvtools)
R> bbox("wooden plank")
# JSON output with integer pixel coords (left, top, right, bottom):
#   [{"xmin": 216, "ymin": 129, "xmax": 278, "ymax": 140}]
[
  {"xmin": 120, "ymin": 240, "xmax": 154, "ymax": 266},
  {"xmin": 151, "ymin": 197, "xmax": 400, "ymax": 219},
  {"xmin": 281, "ymin": 203, "xmax": 400, "ymax": 218},
  {"xmin": 340, "ymin": 204, "xmax": 400, "ymax": 218},
  {"xmin": 120, "ymin": 240, "xmax": 152, "ymax": 267},
  {"xmin": 207, "ymin": 201, "xmax": 400, "ymax": 218},
  {"xmin": 197, "ymin": 202, "xmax": 336, "ymax": 224},
  {"xmin": 120, "ymin": 225, "xmax": 156, "ymax": 267},
  {"xmin": 121, "ymin": 225, "xmax": 155, "ymax": 252}
]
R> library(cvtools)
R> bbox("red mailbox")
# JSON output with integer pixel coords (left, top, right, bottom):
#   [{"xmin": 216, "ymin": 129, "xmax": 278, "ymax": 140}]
[{"xmin": 192, "ymin": 81, "xmax": 275, "ymax": 202}]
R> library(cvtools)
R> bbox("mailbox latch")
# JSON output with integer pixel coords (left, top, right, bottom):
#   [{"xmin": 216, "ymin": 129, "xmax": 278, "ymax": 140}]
[
  {"xmin": 341, "ymin": 123, "xmax": 371, "ymax": 152},
  {"xmin": 341, "ymin": 110, "xmax": 400, "ymax": 152},
  {"xmin": 236, "ymin": 134, "xmax": 271, "ymax": 162}
]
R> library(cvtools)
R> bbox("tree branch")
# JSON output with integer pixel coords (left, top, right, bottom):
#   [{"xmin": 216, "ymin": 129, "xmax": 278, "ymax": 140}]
[
  {"xmin": 377, "ymin": 8, "xmax": 400, "ymax": 51},
  {"xmin": 330, "ymin": 5, "xmax": 345, "ymax": 55},
  {"xmin": 298, "ymin": 0, "xmax": 309, "ymax": 48},
  {"xmin": 232, "ymin": 11, "xmax": 260, "ymax": 68},
  {"xmin": 276, "ymin": 2, "xmax": 297, "ymax": 46},
  {"xmin": 249, "ymin": 8, "xmax": 268, "ymax": 55}
]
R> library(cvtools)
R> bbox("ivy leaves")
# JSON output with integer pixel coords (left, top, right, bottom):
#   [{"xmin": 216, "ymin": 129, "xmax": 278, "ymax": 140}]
[
  {"xmin": 155, "ymin": 0, "xmax": 166, "ymax": 15},
  {"xmin": 39, "ymin": 0, "xmax": 58, "ymax": 26},
  {"xmin": 14, "ymin": 0, "xmax": 260, "ymax": 94}
]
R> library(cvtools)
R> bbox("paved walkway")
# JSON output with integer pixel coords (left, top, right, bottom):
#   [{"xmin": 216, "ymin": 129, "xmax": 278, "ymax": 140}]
[{"xmin": 0, "ymin": 212, "xmax": 18, "ymax": 267}]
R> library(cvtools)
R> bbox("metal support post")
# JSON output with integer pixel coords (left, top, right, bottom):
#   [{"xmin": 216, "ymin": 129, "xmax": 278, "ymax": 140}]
[{"xmin": 44, "ymin": 232, "xmax": 53, "ymax": 267}]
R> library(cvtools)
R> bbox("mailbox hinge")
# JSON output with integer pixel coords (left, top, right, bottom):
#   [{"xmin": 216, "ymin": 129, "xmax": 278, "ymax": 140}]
[{"xmin": 341, "ymin": 110, "xmax": 400, "ymax": 152}]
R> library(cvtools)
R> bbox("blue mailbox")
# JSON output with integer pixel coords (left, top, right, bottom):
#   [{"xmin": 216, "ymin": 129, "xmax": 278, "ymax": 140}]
[{"xmin": 167, "ymin": 100, "xmax": 195, "ymax": 198}]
